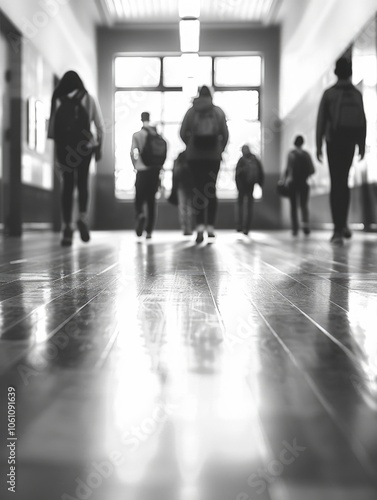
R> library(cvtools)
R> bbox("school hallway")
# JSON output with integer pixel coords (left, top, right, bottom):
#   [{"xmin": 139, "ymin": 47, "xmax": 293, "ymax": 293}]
[{"xmin": 0, "ymin": 230, "xmax": 376, "ymax": 500}]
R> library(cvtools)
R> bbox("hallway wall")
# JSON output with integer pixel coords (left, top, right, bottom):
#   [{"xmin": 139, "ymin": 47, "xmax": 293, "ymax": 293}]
[
  {"xmin": 96, "ymin": 25, "xmax": 281, "ymax": 230},
  {"xmin": 0, "ymin": 0, "xmax": 100, "ymax": 93}
]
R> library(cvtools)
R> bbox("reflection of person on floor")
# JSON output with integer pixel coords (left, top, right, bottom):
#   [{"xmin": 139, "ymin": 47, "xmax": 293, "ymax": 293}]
[
  {"xmin": 235, "ymin": 144, "xmax": 264, "ymax": 235},
  {"xmin": 131, "ymin": 112, "xmax": 162, "ymax": 240},
  {"xmin": 180, "ymin": 86, "xmax": 229, "ymax": 244},
  {"xmin": 170, "ymin": 150, "xmax": 194, "ymax": 236},
  {"xmin": 316, "ymin": 57, "xmax": 366, "ymax": 246},
  {"xmin": 284, "ymin": 135, "xmax": 315, "ymax": 236}
]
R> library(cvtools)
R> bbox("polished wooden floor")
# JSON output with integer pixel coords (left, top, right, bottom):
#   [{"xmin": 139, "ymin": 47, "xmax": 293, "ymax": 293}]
[{"xmin": 0, "ymin": 230, "xmax": 377, "ymax": 500}]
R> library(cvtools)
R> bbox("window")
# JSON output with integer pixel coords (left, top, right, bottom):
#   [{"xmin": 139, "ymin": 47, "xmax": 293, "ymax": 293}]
[
  {"xmin": 214, "ymin": 56, "xmax": 262, "ymax": 87},
  {"xmin": 114, "ymin": 57, "xmax": 160, "ymax": 88},
  {"xmin": 114, "ymin": 54, "xmax": 262, "ymax": 200}
]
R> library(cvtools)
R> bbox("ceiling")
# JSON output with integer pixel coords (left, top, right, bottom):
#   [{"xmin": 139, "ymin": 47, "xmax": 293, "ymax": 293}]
[{"xmin": 96, "ymin": 0, "xmax": 282, "ymax": 25}]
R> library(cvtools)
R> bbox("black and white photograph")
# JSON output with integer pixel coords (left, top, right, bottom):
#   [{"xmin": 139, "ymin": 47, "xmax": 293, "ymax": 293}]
[{"xmin": 0, "ymin": 1, "xmax": 377, "ymax": 499}]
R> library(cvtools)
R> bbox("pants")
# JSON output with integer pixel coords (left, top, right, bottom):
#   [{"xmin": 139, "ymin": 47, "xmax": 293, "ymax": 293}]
[
  {"xmin": 289, "ymin": 182, "xmax": 310, "ymax": 232},
  {"xmin": 189, "ymin": 160, "xmax": 221, "ymax": 227},
  {"xmin": 237, "ymin": 185, "xmax": 255, "ymax": 232},
  {"xmin": 135, "ymin": 170, "xmax": 160, "ymax": 234},
  {"xmin": 326, "ymin": 139, "xmax": 356, "ymax": 232},
  {"xmin": 177, "ymin": 187, "xmax": 194, "ymax": 233},
  {"xmin": 56, "ymin": 143, "xmax": 92, "ymax": 225}
]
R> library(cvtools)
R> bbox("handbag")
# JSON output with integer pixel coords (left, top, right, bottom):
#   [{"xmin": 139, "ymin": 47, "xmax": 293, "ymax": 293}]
[{"xmin": 276, "ymin": 178, "xmax": 292, "ymax": 198}]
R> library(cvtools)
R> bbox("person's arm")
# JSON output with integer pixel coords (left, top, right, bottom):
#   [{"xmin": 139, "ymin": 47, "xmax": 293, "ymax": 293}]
[
  {"xmin": 90, "ymin": 95, "xmax": 105, "ymax": 160},
  {"xmin": 256, "ymin": 157, "xmax": 264, "ymax": 186},
  {"xmin": 218, "ymin": 108, "xmax": 229, "ymax": 152},
  {"xmin": 130, "ymin": 133, "xmax": 139, "ymax": 168},
  {"xmin": 47, "ymin": 98, "xmax": 57, "ymax": 140},
  {"xmin": 180, "ymin": 109, "xmax": 191, "ymax": 145},
  {"xmin": 358, "ymin": 94, "xmax": 367, "ymax": 160},
  {"xmin": 306, "ymin": 152, "xmax": 315, "ymax": 176},
  {"xmin": 285, "ymin": 152, "xmax": 295, "ymax": 181},
  {"xmin": 316, "ymin": 92, "xmax": 327, "ymax": 162}
]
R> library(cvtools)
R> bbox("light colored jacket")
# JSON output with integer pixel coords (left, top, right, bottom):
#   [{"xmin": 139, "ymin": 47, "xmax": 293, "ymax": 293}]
[{"xmin": 130, "ymin": 125, "xmax": 158, "ymax": 172}]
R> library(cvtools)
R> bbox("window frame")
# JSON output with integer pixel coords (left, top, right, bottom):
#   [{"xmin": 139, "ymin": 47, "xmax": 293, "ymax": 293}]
[{"xmin": 113, "ymin": 52, "xmax": 263, "ymax": 201}]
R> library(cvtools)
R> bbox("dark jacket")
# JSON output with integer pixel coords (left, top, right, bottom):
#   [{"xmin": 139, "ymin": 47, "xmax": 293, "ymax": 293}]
[
  {"xmin": 173, "ymin": 151, "xmax": 194, "ymax": 189},
  {"xmin": 180, "ymin": 95, "xmax": 229, "ymax": 161},
  {"xmin": 316, "ymin": 80, "xmax": 366, "ymax": 151},
  {"xmin": 285, "ymin": 148, "xmax": 315, "ymax": 184},
  {"xmin": 235, "ymin": 153, "xmax": 264, "ymax": 191}
]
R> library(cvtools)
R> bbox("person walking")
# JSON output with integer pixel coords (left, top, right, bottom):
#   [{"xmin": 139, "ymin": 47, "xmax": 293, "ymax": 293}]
[
  {"xmin": 235, "ymin": 144, "xmax": 264, "ymax": 235},
  {"xmin": 316, "ymin": 57, "xmax": 366, "ymax": 245},
  {"xmin": 285, "ymin": 135, "xmax": 315, "ymax": 236},
  {"xmin": 169, "ymin": 150, "xmax": 194, "ymax": 236},
  {"xmin": 180, "ymin": 86, "xmax": 229, "ymax": 243},
  {"xmin": 48, "ymin": 71, "xmax": 104, "ymax": 247},
  {"xmin": 130, "ymin": 112, "xmax": 167, "ymax": 239}
]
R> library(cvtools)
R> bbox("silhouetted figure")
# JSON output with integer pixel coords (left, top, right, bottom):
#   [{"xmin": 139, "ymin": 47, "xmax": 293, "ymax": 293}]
[
  {"xmin": 48, "ymin": 71, "xmax": 104, "ymax": 247},
  {"xmin": 130, "ymin": 112, "xmax": 167, "ymax": 239},
  {"xmin": 170, "ymin": 150, "xmax": 194, "ymax": 236},
  {"xmin": 285, "ymin": 135, "xmax": 315, "ymax": 236},
  {"xmin": 180, "ymin": 86, "xmax": 229, "ymax": 243},
  {"xmin": 316, "ymin": 57, "xmax": 366, "ymax": 245},
  {"xmin": 235, "ymin": 144, "xmax": 264, "ymax": 235}
]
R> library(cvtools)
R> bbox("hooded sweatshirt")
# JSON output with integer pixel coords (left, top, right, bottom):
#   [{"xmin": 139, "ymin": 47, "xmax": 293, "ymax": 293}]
[{"xmin": 180, "ymin": 95, "xmax": 229, "ymax": 162}]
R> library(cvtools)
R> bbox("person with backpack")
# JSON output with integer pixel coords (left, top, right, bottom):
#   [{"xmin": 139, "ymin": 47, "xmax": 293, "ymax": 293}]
[
  {"xmin": 284, "ymin": 136, "xmax": 315, "ymax": 236},
  {"xmin": 48, "ymin": 71, "xmax": 104, "ymax": 247},
  {"xmin": 316, "ymin": 57, "xmax": 366, "ymax": 245},
  {"xmin": 130, "ymin": 112, "xmax": 167, "ymax": 239},
  {"xmin": 169, "ymin": 150, "xmax": 194, "ymax": 236},
  {"xmin": 235, "ymin": 144, "xmax": 264, "ymax": 235},
  {"xmin": 180, "ymin": 86, "xmax": 229, "ymax": 243}
]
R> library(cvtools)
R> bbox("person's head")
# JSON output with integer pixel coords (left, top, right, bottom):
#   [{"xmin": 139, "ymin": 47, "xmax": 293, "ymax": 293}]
[
  {"xmin": 241, "ymin": 144, "xmax": 251, "ymax": 156},
  {"xmin": 141, "ymin": 111, "xmax": 150, "ymax": 124},
  {"xmin": 334, "ymin": 57, "xmax": 352, "ymax": 80},
  {"xmin": 198, "ymin": 85, "xmax": 212, "ymax": 98},
  {"xmin": 294, "ymin": 135, "xmax": 304, "ymax": 148},
  {"xmin": 53, "ymin": 71, "xmax": 85, "ymax": 100}
]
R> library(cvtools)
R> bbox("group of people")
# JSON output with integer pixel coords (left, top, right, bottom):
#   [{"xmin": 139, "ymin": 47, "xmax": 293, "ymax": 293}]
[{"xmin": 48, "ymin": 55, "xmax": 366, "ymax": 247}]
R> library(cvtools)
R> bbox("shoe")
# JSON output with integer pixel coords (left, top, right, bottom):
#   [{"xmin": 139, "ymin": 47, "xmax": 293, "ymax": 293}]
[
  {"xmin": 243, "ymin": 230, "xmax": 249, "ymax": 236},
  {"xmin": 61, "ymin": 227, "xmax": 73, "ymax": 247},
  {"xmin": 77, "ymin": 219, "xmax": 90, "ymax": 242},
  {"xmin": 207, "ymin": 231, "xmax": 216, "ymax": 239},
  {"xmin": 146, "ymin": 233, "xmax": 152, "ymax": 239},
  {"xmin": 195, "ymin": 231, "xmax": 204, "ymax": 244},
  {"xmin": 135, "ymin": 214, "xmax": 145, "ymax": 237},
  {"xmin": 183, "ymin": 231, "xmax": 193, "ymax": 236},
  {"xmin": 236, "ymin": 228, "xmax": 242, "ymax": 233},
  {"xmin": 343, "ymin": 226, "xmax": 352, "ymax": 239},
  {"xmin": 303, "ymin": 227, "xmax": 311, "ymax": 236},
  {"xmin": 330, "ymin": 232, "xmax": 344, "ymax": 246}
]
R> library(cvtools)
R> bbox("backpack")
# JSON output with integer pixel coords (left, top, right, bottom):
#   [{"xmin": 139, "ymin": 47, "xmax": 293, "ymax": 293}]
[
  {"xmin": 192, "ymin": 107, "xmax": 219, "ymax": 148},
  {"xmin": 54, "ymin": 90, "xmax": 91, "ymax": 149},
  {"xmin": 236, "ymin": 155, "xmax": 260, "ymax": 187},
  {"xmin": 140, "ymin": 128, "xmax": 167, "ymax": 169},
  {"xmin": 332, "ymin": 87, "xmax": 365, "ymax": 138},
  {"xmin": 290, "ymin": 150, "xmax": 315, "ymax": 182}
]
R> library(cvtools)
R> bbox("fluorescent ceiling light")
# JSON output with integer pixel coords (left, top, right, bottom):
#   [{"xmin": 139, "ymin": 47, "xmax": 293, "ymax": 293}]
[
  {"xmin": 179, "ymin": 19, "xmax": 200, "ymax": 53},
  {"xmin": 179, "ymin": 0, "xmax": 201, "ymax": 19}
]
